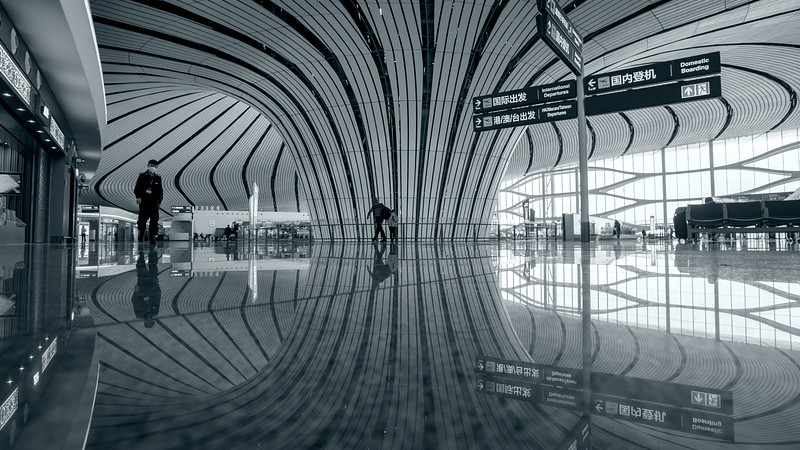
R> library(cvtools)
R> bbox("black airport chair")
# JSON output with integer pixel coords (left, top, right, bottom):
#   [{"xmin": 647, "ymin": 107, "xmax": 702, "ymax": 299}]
[
  {"xmin": 764, "ymin": 200, "xmax": 800, "ymax": 226},
  {"xmin": 724, "ymin": 201, "xmax": 763, "ymax": 227},
  {"xmin": 687, "ymin": 203, "xmax": 725, "ymax": 228}
]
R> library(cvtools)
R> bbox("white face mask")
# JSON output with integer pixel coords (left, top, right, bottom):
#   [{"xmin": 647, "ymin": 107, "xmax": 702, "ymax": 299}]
[{"xmin": 147, "ymin": 166, "xmax": 157, "ymax": 173}]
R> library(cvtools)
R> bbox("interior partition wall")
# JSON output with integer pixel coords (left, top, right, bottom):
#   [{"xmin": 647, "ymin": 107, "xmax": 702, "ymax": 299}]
[{"xmin": 498, "ymin": 127, "xmax": 800, "ymax": 228}]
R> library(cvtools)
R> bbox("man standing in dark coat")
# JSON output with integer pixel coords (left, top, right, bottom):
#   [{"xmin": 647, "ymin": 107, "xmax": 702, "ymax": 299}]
[{"xmin": 134, "ymin": 159, "xmax": 164, "ymax": 245}]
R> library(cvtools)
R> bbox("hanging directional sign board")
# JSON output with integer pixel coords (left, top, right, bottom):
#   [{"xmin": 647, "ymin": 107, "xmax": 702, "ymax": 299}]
[
  {"xmin": 585, "ymin": 75, "xmax": 721, "ymax": 116},
  {"xmin": 472, "ymin": 80, "xmax": 576, "ymax": 114},
  {"xmin": 170, "ymin": 205, "xmax": 193, "ymax": 214},
  {"xmin": 584, "ymin": 52, "xmax": 721, "ymax": 95},
  {"xmin": 473, "ymin": 98, "xmax": 577, "ymax": 131},
  {"xmin": 536, "ymin": 0, "xmax": 583, "ymax": 75}
]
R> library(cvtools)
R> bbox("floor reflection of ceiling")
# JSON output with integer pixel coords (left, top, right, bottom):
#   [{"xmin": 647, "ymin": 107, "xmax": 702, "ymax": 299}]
[
  {"xmin": 499, "ymin": 243, "xmax": 800, "ymax": 350},
  {"xmin": 81, "ymin": 242, "xmax": 800, "ymax": 448}
]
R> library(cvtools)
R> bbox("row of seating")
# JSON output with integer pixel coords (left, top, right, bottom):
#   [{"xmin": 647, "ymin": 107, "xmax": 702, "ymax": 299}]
[{"xmin": 686, "ymin": 200, "xmax": 800, "ymax": 229}]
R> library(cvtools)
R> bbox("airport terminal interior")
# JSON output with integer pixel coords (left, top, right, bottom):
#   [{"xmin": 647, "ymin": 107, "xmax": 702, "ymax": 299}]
[{"xmin": 0, "ymin": 0, "xmax": 799, "ymax": 448}]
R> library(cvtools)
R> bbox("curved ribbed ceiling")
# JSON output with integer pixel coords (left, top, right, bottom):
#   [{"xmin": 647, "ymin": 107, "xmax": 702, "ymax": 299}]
[{"xmin": 86, "ymin": 0, "xmax": 799, "ymax": 238}]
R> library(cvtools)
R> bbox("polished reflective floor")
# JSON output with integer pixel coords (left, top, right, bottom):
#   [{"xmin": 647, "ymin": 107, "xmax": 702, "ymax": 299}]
[{"xmin": 2, "ymin": 238, "xmax": 800, "ymax": 449}]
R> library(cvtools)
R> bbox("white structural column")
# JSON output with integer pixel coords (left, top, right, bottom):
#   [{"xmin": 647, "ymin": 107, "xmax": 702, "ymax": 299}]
[{"xmin": 577, "ymin": 74, "xmax": 590, "ymax": 242}]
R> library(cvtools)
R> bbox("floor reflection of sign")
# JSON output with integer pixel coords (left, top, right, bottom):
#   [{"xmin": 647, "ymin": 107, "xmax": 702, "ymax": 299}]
[
  {"xmin": 476, "ymin": 356, "xmax": 583, "ymax": 388},
  {"xmin": 594, "ymin": 395, "xmax": 734, "ymax": 441},
  {"xmin": 476, "ymin": 378, "xmax": 583, "ymax": 412},
  {"xmin": 592, "ymin": 372, "xmax": 732, "ymax": 414},
  {"xmin": 169, "ymin": 269, "xmax": 191, "ymax": 277},
  {"xmin": 477, "ymin": 356, "xmax": 734, "ymax": 441},
  {"xmin": 594, "ymin": 395, "xmax": 682, "ymax": 430},
  {"xmin": 691, "ymin": 390, "xmax": 721, "ymax": 408}
]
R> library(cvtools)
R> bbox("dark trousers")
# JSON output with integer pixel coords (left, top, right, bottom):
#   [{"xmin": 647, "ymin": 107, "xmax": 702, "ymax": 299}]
[
  {"xmin": 372, "ymin": 219, "xmax": 386, "ymax": 241},
  {"xmin": 389, "ymin": 226, "xmax": 397, "ymax": 241},
  {"xmin": 137, "ymin": 200, "xmax": 160, "ymax": 241}
]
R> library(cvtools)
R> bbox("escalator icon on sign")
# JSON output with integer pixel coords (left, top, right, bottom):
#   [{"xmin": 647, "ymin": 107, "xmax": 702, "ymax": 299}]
[{"xmin": 681, "ymin": 82, "xmax": 710, "ymax": 99}]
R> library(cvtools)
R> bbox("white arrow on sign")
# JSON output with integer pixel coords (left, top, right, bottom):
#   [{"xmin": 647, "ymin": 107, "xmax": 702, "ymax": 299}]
[
  {"xmin": 475, "ymin": 99, "xmax": 482, "ymax": 108},
  {"xmin": 477, "ymin": 361, "xmax": 484, "ymax": 371},
  {"xmin": 587, "ymin": 78, "xmax": 596, "ymax": 91},
  {"xmin": 682, "ymin": 86, "xmax": 695, "ymax": 98},
  {"xmin": 693, "ymin": 392, "xmax": 706, "ymax": 404},
  {"xmin": 478, "ymin": 381, "xmax": 484, "ymax": 391},
  {"xmin": 475, "ymin": 118, "xmax": 482, "ymax": 126},
  {"xmin": 594, "ymin": 400, "xmax": 604, "ymax": 413}
]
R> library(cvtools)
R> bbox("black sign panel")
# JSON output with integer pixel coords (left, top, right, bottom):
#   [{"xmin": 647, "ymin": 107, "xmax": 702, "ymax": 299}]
[
  {"xmin": 585, "ymin": 52, "xmax": 721, "ymax": 94},
  {"xmin": 537, "ymin": 0, "xmax": 583, "ymax": 72},
  {"xmin": 171, "ymin": 205, "xmax": 193, "ymax": 214},
  {"xmin": 537, "ymin": 14, "xmax": 582, "ymax": 76},
  {"xmin": 472, "ymin": 80, "xmax": 576, "ymax": 114},
  {"xmin": 79, "ymin": 205, "xmax": 100, "ymax": 214},
  {"xmin": 473, "ymin": 99, "xmax": 577, "ymax": 132},
  {"xmin": 585, "ymin": 76, "xmax": 721, "ymax": 116}
]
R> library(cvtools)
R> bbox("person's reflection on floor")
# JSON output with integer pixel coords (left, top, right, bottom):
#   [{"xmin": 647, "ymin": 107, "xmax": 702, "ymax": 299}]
[
  {"xmin": 132, "ymin": 247, "xmax": 161, "ymax": 328},
  {"xmin": 367, "ymin": 242, "xmax": 394, "ymax": 288},
  {"xmin": 387, "ymin": 243, "xmax": 398, "ymax": 274}
]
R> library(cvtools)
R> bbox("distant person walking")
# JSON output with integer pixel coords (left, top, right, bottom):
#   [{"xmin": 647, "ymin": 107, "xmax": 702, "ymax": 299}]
[
  {"xmin": 366, "ymin": 197, "xmax": 389, "ymax": 242},
  {"xmin": 80, "ymin": 226, "xmax": 87, "ymax": 242},
  {"xmin": 614, "ymin": 220, "xmax": 621, "ymax": 240},
  {"xmin": 387, "ymin": 209, "xmax": 399, "ymax": 242},
  {"xmin": 134, "ymin": 159, "xmax": 163, "ymax": 245}
]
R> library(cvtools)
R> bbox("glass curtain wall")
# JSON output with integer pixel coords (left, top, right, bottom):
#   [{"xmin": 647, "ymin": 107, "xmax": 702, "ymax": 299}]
[{"xmin": 498, "ymin": 127, "xmax": 800, "ymax": 228}]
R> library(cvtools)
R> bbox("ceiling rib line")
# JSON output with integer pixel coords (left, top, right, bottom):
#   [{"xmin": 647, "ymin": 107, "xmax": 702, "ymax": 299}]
[
  {"xmin": 93, "ymin": 46, "xmax": 322, "ymax": 220},
  {"xmin": 270, "ymin": 144, "xmax": 285, "ymax": 213},
  {"xmin": 664, "ymin": 106, "xmax": 680, "ymax": 148},
  {"xmin": 136, "ymin": 0, "xmax": 361, "ymax": 238},
  {"xmin": 92, "ymin": 95, "xmax": 228, "ymax": 211},
  {"xmin": 721, "ymin": 63, "xmax": 797, "ymax": 131},
  {"xmin": 242, "ymin": 124, "xmax": 273, "ymax": 198},
  {"xmin": 338, "ymin": 1, "xmax": 399, "ymax": 208},
  {"xmin": 620, "ymin": 112, "xmax": 636, "ymax": 156},
  {"xmin": 105, "ymin": 87, "xmax": 191, "ymax": 107},
  {"xmin": 209, "ymin": 114, "xmax": 262, "ymax": 211},
  {"xmin": 103, "ymin": 89, "xmax": 218, "ymax": 150},
  {"xmin": 92, "ymin": 16, "xmax": 342, "ymax": 239},
  {"xmin": 434, "ymin": 0, "xmax": 508, "ymax": 240},
  {"xmin": 413, "ymin": 0, "xmax": 436, "ymax": 240},
  {"xmin": 105, "ymin": 89, "xmax": 202, "ymax": 125},
  {"xmin": 172, "ymin": 102, "xmax": 244, "ymax": 207}
]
